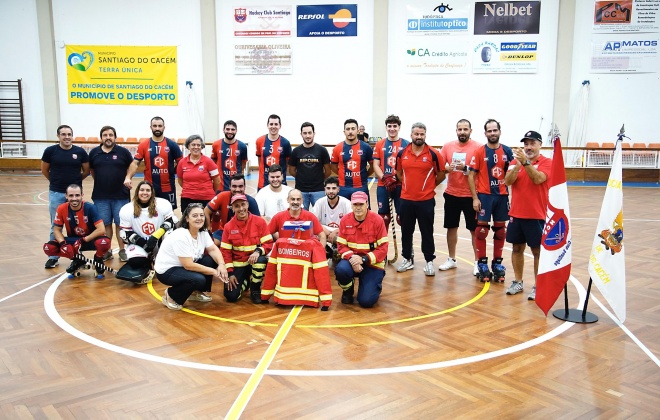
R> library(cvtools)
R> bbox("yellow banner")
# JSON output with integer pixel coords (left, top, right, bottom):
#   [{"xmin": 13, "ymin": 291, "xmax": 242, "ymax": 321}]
[{"xmin": 66, "ymin": 45, "xmax": 178, "ymax": 106}]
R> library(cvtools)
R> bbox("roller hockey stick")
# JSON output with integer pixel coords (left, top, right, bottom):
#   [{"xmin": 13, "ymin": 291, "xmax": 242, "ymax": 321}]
[
  {"xmin": 74, "ymin": 252, "xmax": 119, "ymax": 276},
  {"xmin": 388, "ymin": 197, "xmax": 399, "ymax": 264}
]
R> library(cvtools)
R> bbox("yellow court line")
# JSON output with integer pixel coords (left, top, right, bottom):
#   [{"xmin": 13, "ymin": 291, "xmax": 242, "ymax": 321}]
[
  {"xmin": 147, "ymin": 279, "xmax": 278, "ymax": 327},
  {"xmin": 297, "ymin": 282, "xmax": 490, "ymax": 328},
  {"xmin": 225, "ymin": 305, "xmax": 302, "ymax": 419}
]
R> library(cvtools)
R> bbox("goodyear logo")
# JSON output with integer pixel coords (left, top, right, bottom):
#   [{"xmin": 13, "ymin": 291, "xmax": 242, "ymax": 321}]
[
  {"xmin": 500, "ymin": 52, "xmax": 537, "ymax": 61},
  {"xmin": 501, "ymin": 42, "xmax": 537, "ymax": 51}
]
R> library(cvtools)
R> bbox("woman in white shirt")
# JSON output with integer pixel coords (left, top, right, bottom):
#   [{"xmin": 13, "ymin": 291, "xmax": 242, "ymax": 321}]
[{"xmin": 155, "ymin": 203, "xmax": 229, "ymax": 310}]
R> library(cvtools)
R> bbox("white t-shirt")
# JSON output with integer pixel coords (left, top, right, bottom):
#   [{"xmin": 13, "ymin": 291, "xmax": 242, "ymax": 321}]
[
  {"xmin": 119, "ymin": 198, "xmax": 174, "ymax": 238},
  {"xmin": 312, "ymin": 196, "xmax": 353, "ymax": 231},
  {"xmin": 154, "ymin": 228, "xmax": 214, "ymax": 274},
  {"xmin": 255, "ymin": 185, "xmax": 292, "ymax": 219}
]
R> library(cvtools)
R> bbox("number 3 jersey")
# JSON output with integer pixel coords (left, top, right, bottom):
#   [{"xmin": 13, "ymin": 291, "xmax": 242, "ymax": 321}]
[
  {"xmin": 261, "ymin": 237, "xmax": 332, "ymax": 308},
  {"xmin": 119, "ymin": 197, "xmax": 174, "ymax": 239}
]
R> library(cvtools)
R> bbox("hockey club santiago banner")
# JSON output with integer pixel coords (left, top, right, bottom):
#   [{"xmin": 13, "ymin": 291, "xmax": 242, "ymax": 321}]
[
  {"xmin": 588, "ymin": 139, "xmax": 626, "ymax": 322},
  {"xmin": 297, "ymin": 4, "xmax": 358, "ymax": 37},
  {"xmin": 535, "ymin": 135, "xmax": 572, "ymax": 316}
]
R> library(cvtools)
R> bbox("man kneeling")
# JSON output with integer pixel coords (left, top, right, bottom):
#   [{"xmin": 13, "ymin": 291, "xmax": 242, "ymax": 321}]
[{"xmin": 43, "ymin": 184, "xmax": 111, "ymax": 278}]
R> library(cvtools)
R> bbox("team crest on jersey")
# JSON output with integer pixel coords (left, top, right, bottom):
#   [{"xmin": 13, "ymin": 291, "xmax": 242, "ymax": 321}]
[
  {"xmin": 277, "ymin": 147, "xmax": 283, "ymax": 152},
  {"xmin": 72, "ymin": 154, "xmax": 77, "ymax": 159},
  {"xmin": 235, "ymin": 150, "xmax": 241, "ymax": 156},
  {"xmin": 422, "ymin": 157, "xmax": 427, "ymax": 162},
  {"xmin": 164, "ymin": 147, "xmax": 170, "ymax": 152},
  {"xmin": 198, "ymin": 166, "xmax": 205, "ymax": 171},
  {"xmin": 112, "ymin": 155, "xmax": 117, "ymax": 160},
  {"xmin": 502, "ymin": 156, "xmax": 508, "ymax": 161},
  {"xmin": 357, "ymin": 150, "xmax": 363, "ymax": 156},
  {"xmin": 231, "ymin": 230, "xmax": 239, "ymax": 234}
]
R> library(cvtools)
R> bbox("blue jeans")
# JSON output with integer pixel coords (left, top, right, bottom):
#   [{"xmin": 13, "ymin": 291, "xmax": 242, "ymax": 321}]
[
  {"xmin": 94, "ymin": 198, "xmax": 129, "ymax": 225},
  {"xmin": 301, "ymin": 191, "xmax": 325, "ymax": 210},
  {"xmin": 48, "ymin": 190, "xmax": 67, "ymax": 260},
  {"xmin": 334, "ymin": 259, "xmax": 384, "ymax": 308}
]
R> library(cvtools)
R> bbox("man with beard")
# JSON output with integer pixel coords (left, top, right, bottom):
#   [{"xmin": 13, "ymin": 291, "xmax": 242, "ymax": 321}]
[
  {"xmin": 395, "ymin": 122, "xmax": 444, "ymax": 276},
  {"xmin": 335, "ymin": 191, "xmax": 388, "ymax": 307},
  {"xmin": 269, "ymin": 189, "xmax": 326, "ymax": 246},
  {"xmin": 312, "ymin": 176, "xmax": 352, "ymax": 255},
  {"xmin": 288, "ymin": 122, "xmax": 331, "ymax": 210},
  {"xmin": 255, "ymin": 114, "xmax": 292, "ymax": 190},
  {"xmin": 88, "ymin": 125, "xmax": 133, "ymax": 262},
  {"xmin": 503, "ymin": 130, "xmax": 552, "ymax": 300},
  {"xmin": 437, "ymin": 119, "xmax": 481, "ymax": 275},
  {"xmin": 331, "ymin": 119, "xmax": 374, "ymax": 207},
  {"xmin": 125, "ymin": 116, "xmax": 183, "ymax": 209},
  {"xmin": 210, "ymin": 120, "xmax": 248, "ymax": 192},
  {"xmin": 467, "ymin": 119, "xmax": 514, "ymax": 283},
  {"xmin": 205, "ymin": 174, "xmax": 260, "ymax": 246},
  {"xmin": 220, "ymin": 194, "xmax": 273, "ymax": 304},
  {"xmin": 42, "ymin": 184, "xmax": 111, "ymax": 277},
  {"xmin": 255, "ymin": 164, "xmax": 292, "ymax": 222},
  {"xmin": 41, "ymin": 124, "xmax": 90, "ymax": 269},
  {"xmin": 373, "ymin": 114, "xmax": 410, "ymax": 230}
]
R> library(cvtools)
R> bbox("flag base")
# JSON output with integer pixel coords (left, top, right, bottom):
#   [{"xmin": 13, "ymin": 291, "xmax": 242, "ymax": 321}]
[{"xmin": 552, "ymin": 309, "xmax": 598, "ymax": 323}]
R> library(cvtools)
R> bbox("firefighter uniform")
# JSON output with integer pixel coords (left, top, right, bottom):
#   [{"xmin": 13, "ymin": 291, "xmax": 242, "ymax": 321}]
[
  {"xmin": 261, "ymin": 237, "xmax": 332, "ymax": 308},
  {"xmin": 220, "ymin": 213, "xmax": 273, "ymax": 302},
  {"xmin": 336, "ymin": 210, "xmax": 389, "ymax": 308}
]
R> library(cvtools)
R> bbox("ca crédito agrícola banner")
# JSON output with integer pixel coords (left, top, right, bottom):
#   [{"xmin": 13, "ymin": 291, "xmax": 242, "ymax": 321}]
[{"xmin": 66, "ymin": 45, "xmax": 178, "ymax": 106}]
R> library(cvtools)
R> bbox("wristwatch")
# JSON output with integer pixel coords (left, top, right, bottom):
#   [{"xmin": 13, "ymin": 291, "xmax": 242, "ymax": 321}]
[{"xmin": 523, "ymin": 160, "xmax": 531, "ymax": 166}]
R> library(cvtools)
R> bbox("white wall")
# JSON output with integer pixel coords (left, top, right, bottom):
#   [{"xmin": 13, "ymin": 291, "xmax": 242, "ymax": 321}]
[
  {"xmin": 387, "ymin": 0, "xmax": 560, "ymax": 146},
  {"xmin": 215, "ymin": 0, "xmax": 374, "ymax": 158},
  {"xmin": 51, "ymin": 0, "xmax": 204, "ymax": 140},
  {"xmin": 569, "ymin": 1, "xmax": 659, "ymax": 145},
  {"xmin": 0, "ymin": 0, "xmax": 47, "ymax": 140}
]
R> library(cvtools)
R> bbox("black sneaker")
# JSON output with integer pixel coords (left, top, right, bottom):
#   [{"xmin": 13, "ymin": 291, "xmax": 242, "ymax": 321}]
[
  {"xmin": 94, "ymin": 255, "xmax": 105, "ymax": 276},
  {"xmin": 66, "ymin": 258, "xmax": 86, "ymax": 274},
  {"xmin": 341, "ymin": 288, "xmax": 354, "ymax": 304},
  {"xmin": 45, "ymin": 258, "xmax": 59, "ymax": 269},
  {"xmin": 251, "ymin": 290, "xmax": 263, "ymax": 304}
]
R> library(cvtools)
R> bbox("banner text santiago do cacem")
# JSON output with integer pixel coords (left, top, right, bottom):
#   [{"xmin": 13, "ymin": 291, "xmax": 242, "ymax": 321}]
[{"xmin": 66, "ymin": 45, "xmax": 178, "ymax": 106}]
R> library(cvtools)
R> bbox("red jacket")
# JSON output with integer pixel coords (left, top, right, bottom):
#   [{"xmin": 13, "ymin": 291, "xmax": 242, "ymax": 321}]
[
  {"xmin": 261, "ymin": 238, "xmax": 332, "ymax": 308},
  {"xmin": 220, "ymin": 213, "xmax": 273, "ymax": 273},
  {"xmin": 337, "ymin": 211, "xmax": 389, "ymax": 270}
]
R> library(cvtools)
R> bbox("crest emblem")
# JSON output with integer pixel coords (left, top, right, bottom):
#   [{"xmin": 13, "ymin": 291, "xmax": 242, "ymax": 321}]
[
  {"xmin": 235, "ymin": 8, "xmax": 247, "ymax": 23},
  {"xmin": 542, "ymin": 203, "xmax": 570, "ymax": 251},
  {"xmin": 597, "ymin": 210, "xmax": 624, "ymax": 255}
]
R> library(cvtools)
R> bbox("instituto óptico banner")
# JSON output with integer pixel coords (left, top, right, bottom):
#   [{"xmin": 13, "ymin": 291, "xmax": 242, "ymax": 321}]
[{"xmin": 66, "ymin": 45, "xmax": 178, "ymax": 106}]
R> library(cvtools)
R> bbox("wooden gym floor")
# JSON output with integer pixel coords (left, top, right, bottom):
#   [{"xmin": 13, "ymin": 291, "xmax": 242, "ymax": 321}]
[{"xmin": 0, "ymin": 171, "xmax": 658, "ymax": 419}]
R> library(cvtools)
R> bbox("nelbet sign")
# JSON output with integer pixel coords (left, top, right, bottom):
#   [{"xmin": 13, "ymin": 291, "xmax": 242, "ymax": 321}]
[{"xmin": 474, "ymin": 1, "xmax": 541, "ymax": 35}]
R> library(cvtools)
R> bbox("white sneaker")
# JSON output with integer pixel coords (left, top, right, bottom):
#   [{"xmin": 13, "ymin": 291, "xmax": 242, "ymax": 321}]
[
  {"xmin": 188, "ymin": 291, "xmax": 212, "ymax": 302},
  {"xmin": 506, "ymin": 281, "xmax": 524, "ymax": 295},
  {"xmin": 438, "ymin": 257, "xmax": 457, "ymax": 271},
  {"xmin": 397, "ymin": 258, "xmax": 414, "ymax": 272},
  {"xmin": 424, "ymin": 261, "xmax": 435, "ymax": 276},
  {"xmin": 473, "ymin": 261, "xmax": 479, "ymax": 276}
]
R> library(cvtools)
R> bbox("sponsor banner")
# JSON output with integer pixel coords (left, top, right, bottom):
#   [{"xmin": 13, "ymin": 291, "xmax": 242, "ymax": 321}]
[
  {"xmin": 234, "ymin": 44, "xmax": 292, "ymax": 75},
  {"xmin": 593, "ymin": 0, "xmax": 659, "ymax": 33},
  {"xmin": 233, "ymin": 6, "xmax": 292, "ymax": 37},
  {"xmin": 474, "ymin": 1, "xmax": 541, "ymax": 35},
  {"xmin": 590, "ymin": 35, "xmax": 659, "ymax": 73},
  {"xmin": 297, "ymin": 4, "xmax": 357, "ymax": 37},
  {"xmin": 66, "ymin": 45, "xmax": 177, "ymax": 106},
  {"xmin": 405, "ymin": 1, "xmax": 470, "ymax": 36},
  {"xmin": 472, "ymin": 40, "xmax": 538, "ymax": 73},
  {"xmin": 404, "ymin": 40, "xmax": 469, "ymax": 73}
]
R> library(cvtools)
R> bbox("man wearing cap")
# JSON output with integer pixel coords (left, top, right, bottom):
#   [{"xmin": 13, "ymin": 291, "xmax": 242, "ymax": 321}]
[
  {"xmin": 220, "ymin": 194, "xmax": 274, "ymax": 304},
  {"xmin": 395, "ymin": 122, "xmax": 445, "ymax": 276},
  {"xmin": 335, "ymin": 191, "xmax": 389, "ymax": 308},
  {"xmin": 467, "ymin": 119, "xmax": 514, "ymax": 283},
  {"xmin": 205, "ymin": 174, "xmax": 260, "ymax": 246},
  {"xmin": 268, "ymin": 189, "xmax": 326, "ymax": 246},
  {"xmin": 503, "ymin": 130, "xmax": 552, "ymax": 300}
]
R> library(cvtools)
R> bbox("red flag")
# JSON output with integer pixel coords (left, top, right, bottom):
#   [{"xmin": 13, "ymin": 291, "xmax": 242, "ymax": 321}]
[{"xmin": 536, "ymin": 137, "xmax": 572, "ymax": 316}]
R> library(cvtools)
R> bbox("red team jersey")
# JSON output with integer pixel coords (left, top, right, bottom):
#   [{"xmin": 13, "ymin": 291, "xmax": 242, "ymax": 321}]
[
  {"xmin": 468, "ymin": 144, "xmax": 515, "ymax": 196},
  {"xmin": 373, "ymin": 138, "xmax": 410, "ymax": 186},
  {"xmin": 54, "ymin": 202, "xmax": 103, "ymax": 237},
  {"xmin": 134, "ymin": 138, "xmax": 183, "ymax": 194},
  {"xmin": 396, "ymin": 144, "xmax": 443, "ymax": 201},
  {"xmin": 331, "ymin": 141, "xmax": 374, "ymax": 188},
  {"xmin": 268, "ymin": 209, "xmax": 323, "ymax": 241},
  {"xmin": 508, "ymin": 155, "xmax": 552, "ymax": 219},
  {"xmin": 255, "ymin": 135, "xmax": 292, "ymax": 189},
  {"xmin": 210, "ymin": 139, "xmax": 248, "ymax": 192}
]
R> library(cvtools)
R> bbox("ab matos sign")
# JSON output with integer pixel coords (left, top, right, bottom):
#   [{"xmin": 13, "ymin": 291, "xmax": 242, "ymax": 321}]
[{"xmin": 66, "ymin": 45, "xmax": 178, "ymax": 106}]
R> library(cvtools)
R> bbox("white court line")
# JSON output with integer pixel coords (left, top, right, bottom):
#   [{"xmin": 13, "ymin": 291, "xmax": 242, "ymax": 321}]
[
  {"xmin": 591, "ymin": 295, "xmax": 660, "ymax": 367},
  {"xmin": 37, "ymin": 191, "xmax": 49, "ymax": 203},
  {"xmin": 0, "ymin": 273, "xmax": 61, "ymax": 303}
]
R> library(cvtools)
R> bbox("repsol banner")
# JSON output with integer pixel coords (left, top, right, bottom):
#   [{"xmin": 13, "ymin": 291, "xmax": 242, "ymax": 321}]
[
  {"xmin": 66, "ymin": 45, "xmax": 178, "ymax": 106},
  {"xmin": 473, "ymin": 1, "xmax": 541, "ymax": 35}
]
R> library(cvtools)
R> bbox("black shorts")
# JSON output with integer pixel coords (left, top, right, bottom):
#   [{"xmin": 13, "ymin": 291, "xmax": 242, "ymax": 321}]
[
  {"xmin": 443, "ymin": 192, "xmax": 477, "ymax": 231},
  {"xmin": 506, "ymin": 217, "xmax": 544, "ymax": 248}
]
